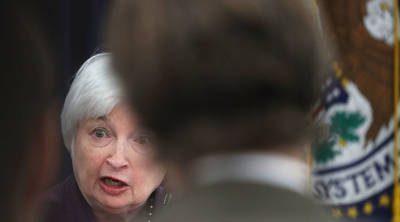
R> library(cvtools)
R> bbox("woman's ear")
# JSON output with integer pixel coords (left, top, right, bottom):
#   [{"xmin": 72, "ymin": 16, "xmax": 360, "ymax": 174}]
[{"xmin": 20, "ymin": 106, "xmax": 60, "ymax": 222}]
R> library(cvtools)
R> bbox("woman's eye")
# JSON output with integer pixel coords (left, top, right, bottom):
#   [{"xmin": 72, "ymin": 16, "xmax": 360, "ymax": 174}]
[
  {"xmin": 133, "ymin": 135, "xmax": 151, "ymax": 145},
  {"xmin": 89, "ymin": 127, "xmax": 112, "ymax": 147},
  {"xmin": 131, "ymin": 134, "xmax": 155, "ymax": 154},
  {"xmin": 92, "ymin": 128, "xmax": 109, "ymax": 138}
]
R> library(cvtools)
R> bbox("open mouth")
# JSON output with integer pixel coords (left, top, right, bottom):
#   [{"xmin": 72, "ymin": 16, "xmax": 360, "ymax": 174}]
[{"xmin": 100, "ymin": 177, "xmax": 128, "ymax": 188}]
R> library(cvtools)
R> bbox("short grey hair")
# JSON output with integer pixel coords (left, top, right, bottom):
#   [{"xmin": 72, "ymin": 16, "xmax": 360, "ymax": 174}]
[{"xmin": 61, "ymin": 53, "xmax": 123, "ymax": 151}]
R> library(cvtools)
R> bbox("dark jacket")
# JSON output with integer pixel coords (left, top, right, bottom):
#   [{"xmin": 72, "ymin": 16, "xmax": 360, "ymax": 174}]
[
  {"xmin": 155, "ymin": 182, "xmax": 336, "ymax": 222},
  {"xmin": 40, "ymin": 175, "xmax": 167, "ymax": 222}
]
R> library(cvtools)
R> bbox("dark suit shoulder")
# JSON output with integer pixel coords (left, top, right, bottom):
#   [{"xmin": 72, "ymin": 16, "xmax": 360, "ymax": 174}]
[
  {"xmin": 40, "ymin": 175, "xmax": 74, "ymax": 222},
  {"xmin": 156, "ymin": 182, "xmax": 335, "ymax": 222},
  {"xmin": 40, "ymin": 175, "xmax": 95, "ymax": 222}
]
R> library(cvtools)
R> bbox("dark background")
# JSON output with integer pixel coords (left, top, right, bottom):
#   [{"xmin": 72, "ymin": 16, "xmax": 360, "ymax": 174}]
[{"xmin": 36, "ymin": 0, "xmax": 110, "ymax": 182}]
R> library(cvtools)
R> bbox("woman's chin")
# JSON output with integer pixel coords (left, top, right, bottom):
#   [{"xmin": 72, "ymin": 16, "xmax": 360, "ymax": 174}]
[
  {"xmin": 99, "ymin": 197, "xmax": 134, "ymax": 212},
  {"xmin": 90, "ymin": 190, "xmax": 132, "ymax": 213},
  {"xmin": 96, "ymin": 194, "xmax": 144, "ymax": 215},
  {"xmin": 99, "ymin": 201, "xmax": 136, "ymax": 215}
]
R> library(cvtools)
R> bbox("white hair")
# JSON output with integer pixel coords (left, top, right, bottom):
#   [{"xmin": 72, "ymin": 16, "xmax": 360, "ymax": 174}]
[{"xmin": 61, "ymin": 53, "xmax": 124, "ymax": 151}]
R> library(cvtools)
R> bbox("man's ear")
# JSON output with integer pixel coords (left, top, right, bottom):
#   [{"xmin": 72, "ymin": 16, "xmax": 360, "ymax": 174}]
[{"xmin": 21, "ymin": 106, "xmax": 60, "ymax": 221}]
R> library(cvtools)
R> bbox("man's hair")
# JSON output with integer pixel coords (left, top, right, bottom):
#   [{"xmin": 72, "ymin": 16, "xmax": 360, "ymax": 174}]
[
  {"xmin": 0, "ymin": 2, "xmax": 54, "ymax": 221},
  {"xmin": 61, "ymin": 53, "xmax": 124, "ymax": 151},
  {"xmin": 109, "ymin": 0, "xmax": 329, "ymax": 162}
]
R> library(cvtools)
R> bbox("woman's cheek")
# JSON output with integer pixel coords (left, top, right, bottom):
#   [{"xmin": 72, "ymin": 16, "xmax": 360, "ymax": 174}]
[{"xmin": 73, "ymin": 140, "xmax": 104, "ymax": 180}]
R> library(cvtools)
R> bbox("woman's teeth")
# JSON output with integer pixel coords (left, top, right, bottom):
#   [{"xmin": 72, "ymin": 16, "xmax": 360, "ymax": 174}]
[{"xmin": 103, "ymin": 178, "xmax": 125, "ymax": 187}]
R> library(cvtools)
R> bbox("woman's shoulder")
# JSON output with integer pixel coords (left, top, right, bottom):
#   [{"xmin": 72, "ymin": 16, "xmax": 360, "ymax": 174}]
[
  {"xmin": 41, "ymin": 175, "xmax": 76, "ymax": 206},
  {"xmin": 40, "ymin": 175, "xmax": 95, "ymax": 222},
  {"xmin": 40, "ymin": 175, "xmax": 74, "ymax": 221},
  {"xmin": 154, "ymin": 186, "xmax": 172, "ymax": 208}
]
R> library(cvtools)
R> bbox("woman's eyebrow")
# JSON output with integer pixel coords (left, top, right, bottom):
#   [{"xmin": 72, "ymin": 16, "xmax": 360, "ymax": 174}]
[
  {"xmin": 96, "ymin": 116, "xmax": 109, "ymax": 122},
  {"xmin": 88, "ymin": 116, "xmax": 110, "ymax": 126},
  {"xmin": 135, "ymin": 120, "xmax": 153, "ymax": 132},
  {"xmin": 94, "ymin": 116, "xmax": 115, "ymax": 129}
]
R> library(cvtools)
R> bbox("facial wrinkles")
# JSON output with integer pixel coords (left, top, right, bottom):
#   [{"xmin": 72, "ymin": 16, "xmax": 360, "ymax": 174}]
[{"xmin": 71, "ymin": 104, "xmax": 166, "ymax": 216}]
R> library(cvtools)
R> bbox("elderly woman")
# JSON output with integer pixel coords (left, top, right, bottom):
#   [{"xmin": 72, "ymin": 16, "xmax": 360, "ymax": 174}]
[{"xmin": 41, "ymin": 53, "xmax": 167, "ymax": 222}]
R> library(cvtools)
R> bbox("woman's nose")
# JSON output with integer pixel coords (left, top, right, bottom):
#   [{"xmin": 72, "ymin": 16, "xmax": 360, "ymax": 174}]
[{"xmin": 106, "ymin": 142, "xmax": 129, "ymax": 169}]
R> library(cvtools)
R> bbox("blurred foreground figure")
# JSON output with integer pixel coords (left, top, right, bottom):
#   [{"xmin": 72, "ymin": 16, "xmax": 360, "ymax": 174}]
[
  {"xmin": 109, "ymin": 0, "xmax": 334, "ymax": 221},
  {"xmin": 0, "ymin": 2, "xmax": 59, "ymax": 222}
]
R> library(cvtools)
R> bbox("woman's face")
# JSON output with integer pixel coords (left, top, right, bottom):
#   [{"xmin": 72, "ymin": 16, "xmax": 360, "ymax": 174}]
[{"xmin": 72, "ymin": 104, "xmax": 166, "ymax": 215}]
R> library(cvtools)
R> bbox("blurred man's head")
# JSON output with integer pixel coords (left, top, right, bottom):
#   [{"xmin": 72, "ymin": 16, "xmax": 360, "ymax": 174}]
[
  {"xmin": 0, "ymin": 2, "xmax": 58, "ymax": 222},
  {"xmin": 109, "ymin": 0, "xmax": 329, "ymax": 164}
]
